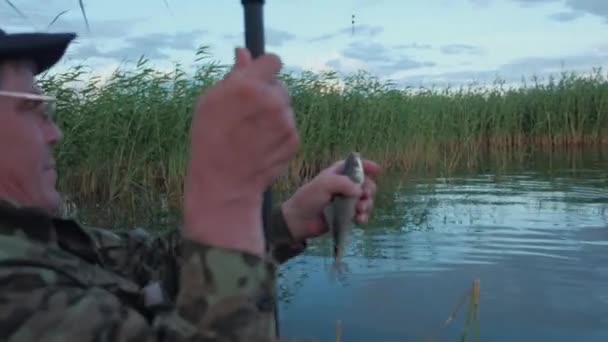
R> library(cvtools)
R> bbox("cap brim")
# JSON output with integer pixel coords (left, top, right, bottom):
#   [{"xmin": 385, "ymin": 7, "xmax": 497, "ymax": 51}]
[{"xmin": 0, "ymin": 32, "xmax": 77, "ymax": 75}]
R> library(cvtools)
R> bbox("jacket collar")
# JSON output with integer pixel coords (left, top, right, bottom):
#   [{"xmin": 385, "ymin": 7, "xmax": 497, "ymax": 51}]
[{"xmin": 0, "ymin": 199, "xmax": 102, "ymax": 264}]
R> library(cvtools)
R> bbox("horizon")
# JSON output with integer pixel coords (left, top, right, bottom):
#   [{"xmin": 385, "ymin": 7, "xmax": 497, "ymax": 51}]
[{"xmin": 2, "ymin": 0, "xmax": 608, "ymax": 89}]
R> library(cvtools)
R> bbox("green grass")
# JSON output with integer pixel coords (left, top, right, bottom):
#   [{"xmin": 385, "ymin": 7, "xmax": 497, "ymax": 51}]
[{"xmin": 37, "ymin": 48, "xmax": 608, "ymax": 208}]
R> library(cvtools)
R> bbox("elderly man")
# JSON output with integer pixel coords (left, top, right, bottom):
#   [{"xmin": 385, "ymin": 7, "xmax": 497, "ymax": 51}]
[{"xmin": 0, "ymin": 28, "xmax": 380, "ymax": 340}]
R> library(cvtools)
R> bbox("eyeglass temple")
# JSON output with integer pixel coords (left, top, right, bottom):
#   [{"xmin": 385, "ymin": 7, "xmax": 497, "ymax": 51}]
[{"xmin": 0, "ymin": 90, "xmax": 56, "ymax": 101}]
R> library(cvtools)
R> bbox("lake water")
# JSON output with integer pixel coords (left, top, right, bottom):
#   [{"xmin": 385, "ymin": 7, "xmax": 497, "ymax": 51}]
[
  {"xmin": 68, "ymin": 149, "xmax": 608, "ymax": 341},
  {"xmin": 276, "ymin": 149, "xmax": 608, "ymax": 341}
]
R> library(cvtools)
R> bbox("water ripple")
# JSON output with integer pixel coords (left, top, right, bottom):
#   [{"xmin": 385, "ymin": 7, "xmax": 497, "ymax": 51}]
[{"xmin": 279, "ymin": 162, "xmax": 608, "ymax": 341}]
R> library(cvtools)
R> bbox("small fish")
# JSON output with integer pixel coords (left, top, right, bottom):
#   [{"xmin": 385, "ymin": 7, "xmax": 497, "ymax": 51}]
[{"xmin": 323, "ymin": 152, "xmax": 365, "ymax": 274}]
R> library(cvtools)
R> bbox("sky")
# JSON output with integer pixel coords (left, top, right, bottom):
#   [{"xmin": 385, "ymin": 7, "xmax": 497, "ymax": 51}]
[{"xmin": 2, "ymin": 0, "xmax": 608, "ymax": 88}]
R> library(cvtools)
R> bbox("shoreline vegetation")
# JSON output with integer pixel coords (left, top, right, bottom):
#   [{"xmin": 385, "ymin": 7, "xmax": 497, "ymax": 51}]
[{"xmin": 39, "ymin": 49, "xmax": 608, "ymax": 211}]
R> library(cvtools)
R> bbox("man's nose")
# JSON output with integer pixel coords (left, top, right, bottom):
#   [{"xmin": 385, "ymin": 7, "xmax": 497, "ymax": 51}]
[{"xmin": 45, "ymin": 120, "xmax": 63, "ymax": 145}]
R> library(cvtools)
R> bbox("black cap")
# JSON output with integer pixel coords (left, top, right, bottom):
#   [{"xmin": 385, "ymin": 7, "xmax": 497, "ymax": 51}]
[{"xmin": 0, "ymin": 28, "xmax": 77, "ymax": 75}]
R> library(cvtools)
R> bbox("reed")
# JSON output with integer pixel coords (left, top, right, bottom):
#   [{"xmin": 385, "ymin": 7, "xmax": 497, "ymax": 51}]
[{"xmin": 38, "ymin": 48, "xmax": 608, "ymax": 206}]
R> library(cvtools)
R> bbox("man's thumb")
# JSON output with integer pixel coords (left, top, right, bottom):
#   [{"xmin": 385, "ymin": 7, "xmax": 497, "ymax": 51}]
[
  {"xmin": 232, "ymin": 47, "xmax": 252, "ymax": 71},
  {"xmin": 325, "ymin": 174, "xmax": 363, "ymax": 198}
]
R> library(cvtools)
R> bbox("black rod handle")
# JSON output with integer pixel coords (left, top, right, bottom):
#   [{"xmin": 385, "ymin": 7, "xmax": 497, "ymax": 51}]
[
  {"xmin": 242, "ymin": 0, "xmax": 265, "ymax": 57},
  {"xmin": 241, "ymin": 0, "xmax": 279, "ymax": 338}
]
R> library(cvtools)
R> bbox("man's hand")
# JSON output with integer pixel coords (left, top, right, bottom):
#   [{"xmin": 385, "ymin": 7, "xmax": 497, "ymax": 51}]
[
  {"xmin": 183, "ymin": 48, "xmax": 299, "ymax": 257},
  {"xmin": 281, "ymin": 158, "xmax": 381, "ymax": 242}
]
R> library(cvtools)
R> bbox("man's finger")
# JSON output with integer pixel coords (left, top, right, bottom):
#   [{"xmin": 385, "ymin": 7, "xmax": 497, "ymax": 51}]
[
  {"xmin": 323, "ymin": 174, "xmax": 363, "ymax": 198},
  {"xmin": 224, "ymin": 48, "xmax": 252, "ymax": 82},
  {"xmin": 362, "ymin": 160, "xmax": 381, "ymax": 177},
  {"xmin": 356, "ymin": 198, "xmax": 372, "ymax": 213},
  {"xmin": 364, "ymin": 178, "xmax": 377, "ymax": 196},
  {"xmin": 355, "ymin": 213, "xmax": 368, "ymax": 224},
  {"xmin": 232, "ymin": 47, "xmax": 252, "ymax": 71},
  {"xmin": 359, "ymin": 179, "xmax": 376, "ymax": 199},
  {"xmin": 274, "ymin": 80, "xmax": 291, "ymax": 106},
  {"xmin": 244, "ymin": 53, "xmax": 283, "ymax": 83},
  {"xmin": 326, "ymin": 160, "xmax": 345, "ymax": 174}
]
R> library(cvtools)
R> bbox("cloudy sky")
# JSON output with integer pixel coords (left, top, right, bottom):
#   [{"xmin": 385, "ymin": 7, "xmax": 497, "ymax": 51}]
[{"xmin": 2, "ymin": 0, "xmax": 608, "ymax": 87}]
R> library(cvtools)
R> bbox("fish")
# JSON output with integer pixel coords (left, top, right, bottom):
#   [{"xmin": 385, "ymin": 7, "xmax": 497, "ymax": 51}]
[{"xmin": 323, "ymin": 152, "xmax": 365, "ymax": 274}]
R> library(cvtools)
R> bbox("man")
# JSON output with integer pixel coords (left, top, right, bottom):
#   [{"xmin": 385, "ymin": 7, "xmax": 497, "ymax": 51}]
[{"xmin": 0, "ymin": 29, "xmax": 380, "ymax": 341}]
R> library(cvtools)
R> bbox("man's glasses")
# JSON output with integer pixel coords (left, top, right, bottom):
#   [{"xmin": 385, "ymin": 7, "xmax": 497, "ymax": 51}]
[{"xmin": 0, "ymin": 90, "xmax": 57, "ymax": 120}]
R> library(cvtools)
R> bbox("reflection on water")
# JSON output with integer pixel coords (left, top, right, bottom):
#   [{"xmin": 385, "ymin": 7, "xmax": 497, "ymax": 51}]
[
  {"xmin": 277, "ymin": 151, "xmax": 608, "ymax": 341},
  {"xmin": 66, "ymin": 149, "xmax": 608, "ymax": 341}
]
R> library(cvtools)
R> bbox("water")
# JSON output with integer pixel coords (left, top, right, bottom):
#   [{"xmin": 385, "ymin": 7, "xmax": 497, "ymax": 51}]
[
  {"xmin": 276, "ymin": 151, "xmax": 608, "ymax": 341},
  {"xmin": 70, "ymin": 149, "xmax": 608, "ymax": 341}
]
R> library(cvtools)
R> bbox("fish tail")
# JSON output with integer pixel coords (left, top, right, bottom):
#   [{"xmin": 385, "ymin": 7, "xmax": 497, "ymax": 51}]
[
  {"xmin": 333, "ymin": 260, "xmax": 347, "ymax": 273},
  {"xmin": 331, "ymin": 259, "xmax": 349, "ymax": 277},
  {"xmin": 333, "ymin": 241, "xmax": 339, "ymax": 259}
]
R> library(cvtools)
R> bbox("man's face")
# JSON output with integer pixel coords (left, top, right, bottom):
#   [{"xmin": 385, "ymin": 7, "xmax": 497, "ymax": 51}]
[{"xmin": 0, "ymin": 60, "xmax": 63, "ymax": 215}]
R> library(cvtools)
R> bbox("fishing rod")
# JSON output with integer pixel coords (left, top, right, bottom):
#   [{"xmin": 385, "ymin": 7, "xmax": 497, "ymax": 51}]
[{"xmin": 241, "ymin": 0, "xmax": 280, "ymax": 338}]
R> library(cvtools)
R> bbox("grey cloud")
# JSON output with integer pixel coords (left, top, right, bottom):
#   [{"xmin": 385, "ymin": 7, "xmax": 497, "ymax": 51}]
[
  {"xmin": 222, "ymin": 28, "xmax": 296, "ymax": 47},
  {"xmin": 375, "ymin": 56, "xmax": 436, "ymax": 75},
  {"xmin": 67, "ymin": 44, "xmax": 107, "ymax": 60},
  {"xmin": 469, "ymin": 0, "xmax": 492, "ymax": 7},
  {"xmin": 48, "ymin": 19, "xmax": 139, "ymax": 41},
  {"xmin": 326, "ymin": 58, "xmax": 344, "ymax": 71},
  {"xmin": 308, "ymin": 24, "xmax": 383, "ymax": 42},
  {"xmin": 395, "ymin": 43, "xmax": 433, "ymax": 50},
  {"xmin": 265, "ymin": 28, "xmax": 296, "ymax": 47},
  {"xmin": 441, "ymin": 44, "xmax": 485, "ymax": 55},
  {"xmin": 396, "ymin": 50, "xmax": 608, "ymax": 88},
  {"xmin": 394, "ymin": 43, "xmax": 484, "ymax": 55},
  {"xmin": 499, "ymin": 52, "xmax": 608, "ymax": 76},
  {"xmin": 351, "ymin": 25, "xmax": 383, "ymax": 37},
  {"xmin": 3, "ymin": 13, "xmax": 139, "ymax": 61},
  {"xmin": 223, "ymin": 24, "xmax": 382, "ymax": 46},
  {"xmin": 548, "ymin": 11, "xmax": 584, "ymax": 22},
  {"xmin": 326, "ymin": 57, "xmax": 424, "ymax": 77},
  {"xmin": 308, "ymin": 33, "xmax": 335, "ymax": 43},
  {"xmin": 1, "ymin": 7, "xmax": 137, "ymax": 41},
  {"xmin": 283, "ymin": 64, "xmax": 305, "ymax": 75},
  {"xmin": 69, "ymin": 30, "xmax": 207, "ymax": 61},
  {"xmin": 355, "ymin": 0, "xmax": 388, "ymax": 7},
  {"xmin": 332, "ymin": 40, "xmax": 435, "ymax": 76},
  {"xmin": 342, "ymin": 41, "xmax": 392, "ymax": 63},
  {"xmin": 509, "ymin": 0, "xmax": 608, "ymax": 22},
  {"xmin": 126, "ymin": 31, "xmax": 206, "ymax": 51}
]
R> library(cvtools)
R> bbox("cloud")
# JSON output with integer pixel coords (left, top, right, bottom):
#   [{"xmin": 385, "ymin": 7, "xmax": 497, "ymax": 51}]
[
  {"xmin": 342, "ymin": 41, "xmax": 392, "ymax": 63},
  {"xmin": 395, "ymin": 43, "xmax": 433, "ymax": 50},
  {"xmin": 355, "ymin": 0, "xmax": 388, "ymax": 7},
  {"xmin": 222, "ymin": 28, "xmax": 296, "ymax": 47},
  {"xmin": 326, "ymin": 58, "xmax": 364, "ymax": 74},
  {"xmin": 374, "ymin": 56, "xmax": 436, "ymax": 75},
  {"xmin": 308, "ymin": 24, "xmax": 383, "ymax": 42},
  {"xmin": 1, "ymin": 9, "xmax": 141, "ymax": 61},
  {"xmin": 509, "ymin": 0, "xmax": 608, "ymax": 22},
  {"xmin": 326, "ymin": 40, "xmax": 435, "ymax": 77},
  {"xmin": 49, "ymin": 19, "xmax": 140, "ymax": 42},
  {"xmin": 69, "ymin": 30, "xmax": 207, "ymax": 61},
  {"xmin": 548, "ymin": 11, "xmax": 584, "ymax": 22},
  {"xmin": 396, "ymin": 50, "xmax": 608, "ymax": 88},
  {"xmin": 265, "ymin": 28, "xmax": 297, "ymax": 47},
  {"xmin": 0, "ymin": 6, "xmax": 139, "ymax": 42},
  {"xmin": 394, "ymin": 43, "xmax": 483, "ymax": 56},
  {"xmin": 441, "ymin": 44, "xmax": 485, "ymax": 55},
  {"xmin": 283, "ymin": 64, "xmax": 305, "ymax": 75},
  {"xmin": 469, "ymin": 0, "xmax": 492, "ymax": 7}
]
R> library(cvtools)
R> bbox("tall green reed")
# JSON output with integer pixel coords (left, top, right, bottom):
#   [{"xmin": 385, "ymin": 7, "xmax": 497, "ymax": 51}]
[{"xmin": 37, "ymin": 49, "xmax": 608, "ymax": 206}]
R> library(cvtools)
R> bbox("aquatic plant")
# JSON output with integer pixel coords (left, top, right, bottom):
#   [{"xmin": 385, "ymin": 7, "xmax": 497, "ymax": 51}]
[{"xmin": 36, "ymin": 49, "xmax": 608, "ymax": 207}]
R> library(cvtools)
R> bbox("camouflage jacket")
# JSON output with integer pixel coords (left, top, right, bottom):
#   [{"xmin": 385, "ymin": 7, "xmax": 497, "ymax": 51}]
[{"xmin": 0, "ymin": 200, "xmax": 307, "ymax": 341}]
